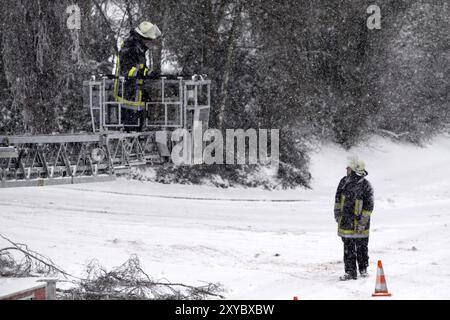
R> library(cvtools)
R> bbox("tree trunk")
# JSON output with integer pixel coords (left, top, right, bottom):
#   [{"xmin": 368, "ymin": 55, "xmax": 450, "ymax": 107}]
[{"xmin": 217, "ymin": 2, "xmax": 243, "ymax": 129}]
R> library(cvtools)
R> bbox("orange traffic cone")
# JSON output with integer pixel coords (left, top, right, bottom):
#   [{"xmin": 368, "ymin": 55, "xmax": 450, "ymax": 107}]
[{"xmin": 372, "ymin": 260, "xmax": 392, "ymax": 297}]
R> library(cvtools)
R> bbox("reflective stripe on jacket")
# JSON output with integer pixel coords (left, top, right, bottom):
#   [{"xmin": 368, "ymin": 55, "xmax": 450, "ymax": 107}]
[{"xmin": 334, "ymin": 173, "xmax": 374, "ymax": 238}]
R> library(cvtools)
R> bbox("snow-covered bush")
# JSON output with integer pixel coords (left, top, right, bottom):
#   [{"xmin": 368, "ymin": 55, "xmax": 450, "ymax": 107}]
[{"xmin": 131, "ymin": 161, "xmax": 311, "ymax": 190}]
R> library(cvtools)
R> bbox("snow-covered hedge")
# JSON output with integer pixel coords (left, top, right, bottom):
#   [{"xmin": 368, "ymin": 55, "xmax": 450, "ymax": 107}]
[{"xmin": 130, "ymin": 163, "xmax": 311, "ymax": 190}]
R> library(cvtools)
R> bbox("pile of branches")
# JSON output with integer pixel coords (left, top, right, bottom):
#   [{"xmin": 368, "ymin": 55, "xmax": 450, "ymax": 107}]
[
  {"xmin": 0, "ymin": 234, "xmax": 67, "ymax": 278},
  {"xmin": 1, "ymin": 234, "xmax": 224, "ymax": 300},
  {"xmin": 58, "ymin": 255, "xmax": 225, "ymax": 300}
]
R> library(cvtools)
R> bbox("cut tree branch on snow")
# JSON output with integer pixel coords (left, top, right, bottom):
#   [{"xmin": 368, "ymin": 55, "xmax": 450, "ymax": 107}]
[
  {"xmin": 57, "ymin": 255, "xmax": 225, "ymax": 300},
  {"xmin": 0, "ymin": 233, "xmax": 72, "ymax": 278},
  {"xmin": 1, "ymin": 234, "xmax": 225, "ymax": 300}
]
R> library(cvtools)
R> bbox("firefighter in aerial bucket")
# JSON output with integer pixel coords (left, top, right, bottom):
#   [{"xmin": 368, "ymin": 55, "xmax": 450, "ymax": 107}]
[
  {"xmin": 334, "ymin": 157, "xmax": 374, "ymax": 280},
  {"xmin": 114, "ymin": 21, "xmax": 162, "ymax": 131}
]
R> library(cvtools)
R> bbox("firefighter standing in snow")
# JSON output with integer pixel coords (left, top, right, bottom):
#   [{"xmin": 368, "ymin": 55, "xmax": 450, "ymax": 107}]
[
  {"xmin": 334, "ymin": 158, "xmax": 374, "ymax": 280},
  {"xmin": 114, "ymin": 21, "xmax": 161, "ymax": 130}
]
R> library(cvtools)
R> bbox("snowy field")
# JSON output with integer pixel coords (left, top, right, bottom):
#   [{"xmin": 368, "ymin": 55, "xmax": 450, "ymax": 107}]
[{"xmin": 1, "ymin": 135, "xmax": 450, "ymax": 299}]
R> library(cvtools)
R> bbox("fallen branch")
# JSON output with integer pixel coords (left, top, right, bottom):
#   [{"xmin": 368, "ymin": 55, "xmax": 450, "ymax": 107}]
[
  {"xmin": 0, "ymin": 233, "xmax": 74, "ymax": 279},
  {"xmin": 58, "ymin": 256, "xmax": 225, "ymax": 300},
  {"xmin": 1, "ymin": 235, "xmax": 225, "ymax": 300}
]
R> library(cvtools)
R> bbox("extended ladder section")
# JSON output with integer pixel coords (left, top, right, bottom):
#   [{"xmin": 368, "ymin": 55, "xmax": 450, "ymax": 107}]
[
  {"xmin": 0, "ymin": 132, "xmax": 166, "ymax": 188},
  {"xmin": 0, "ymin": 76, "xmax": 212, "ymax": 188},
  {"xmin": 0, "ymin": 134, "xmax": 113, "ymax": 188}
]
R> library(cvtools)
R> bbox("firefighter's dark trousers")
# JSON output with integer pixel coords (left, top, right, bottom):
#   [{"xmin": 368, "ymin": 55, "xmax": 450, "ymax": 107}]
[{"xmin": 341, "ymin": 238, "xmax": 369, "ymax": 277}]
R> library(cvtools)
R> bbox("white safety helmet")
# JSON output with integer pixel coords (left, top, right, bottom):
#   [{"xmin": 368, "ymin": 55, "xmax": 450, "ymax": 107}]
[
  {"xmin": 347, "ymin": 156, "xmax": 367, "ymax": 177},
  {"xmin": 135, "ymin": 21, "xmax": 162, "ymax": 40}
]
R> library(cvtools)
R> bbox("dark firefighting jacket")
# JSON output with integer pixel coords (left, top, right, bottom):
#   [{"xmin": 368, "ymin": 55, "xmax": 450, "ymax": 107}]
[
  {"xmin": 114, "ymin": 30, "xmax": 149, "ymax": 109},
  {"xmin": 334, "ymin": 172, "xmax": 374, "ymax": 238}
]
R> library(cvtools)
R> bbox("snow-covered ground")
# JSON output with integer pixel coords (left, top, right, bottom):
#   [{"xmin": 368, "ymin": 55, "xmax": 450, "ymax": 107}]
[{"xmin": 1, "ymin": 135, "xmax": 450, "ymax": 299}]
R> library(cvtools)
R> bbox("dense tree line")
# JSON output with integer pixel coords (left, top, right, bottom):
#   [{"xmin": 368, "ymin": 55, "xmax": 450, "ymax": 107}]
[{"xmin": 0, "ymin": 0, "xmax": 448, "ymax": 185}]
